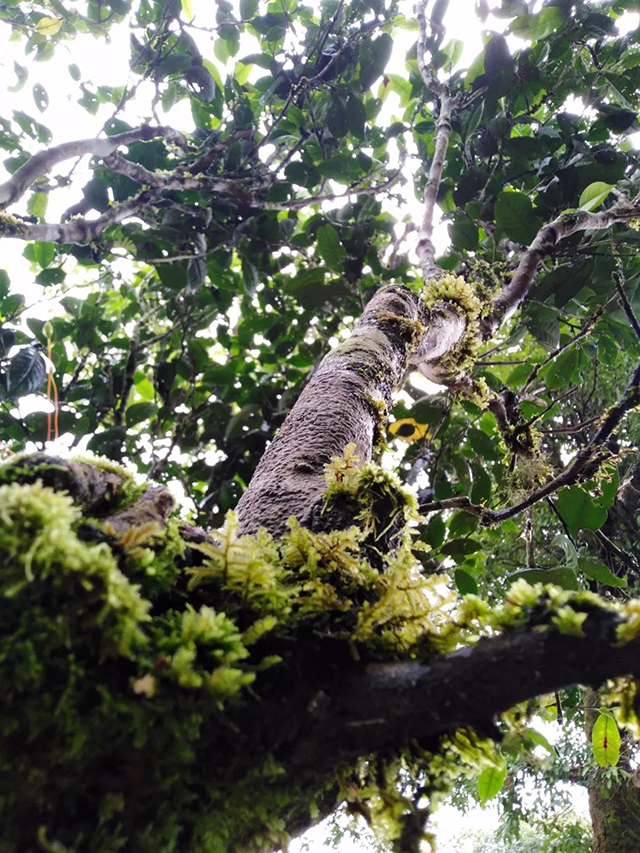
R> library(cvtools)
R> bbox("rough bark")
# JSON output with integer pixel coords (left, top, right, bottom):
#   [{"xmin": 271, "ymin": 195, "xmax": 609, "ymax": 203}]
[{"xmin": 235, "ymin": 284, "xmax": 465, "ymax": 536}]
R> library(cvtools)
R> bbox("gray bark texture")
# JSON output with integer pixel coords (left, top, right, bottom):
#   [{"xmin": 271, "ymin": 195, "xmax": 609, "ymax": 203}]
[
  {"xmin": 236, "ymin": 285, "xmax": 424, "ymax": 536},
  {"xmin": 236, "ymin": 285, "xmax": 465, "ymax": 537}
]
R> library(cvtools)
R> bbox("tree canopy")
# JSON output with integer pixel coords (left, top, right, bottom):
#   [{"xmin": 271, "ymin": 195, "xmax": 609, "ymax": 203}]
[{"xmin": 1, "ymin": 0, "xmax": 640, "ymax": 851}]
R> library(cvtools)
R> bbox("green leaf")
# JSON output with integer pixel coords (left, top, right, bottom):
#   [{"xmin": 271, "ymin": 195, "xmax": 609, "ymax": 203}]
[
  {"xmin": 180, "ymin": 0, "xmax": 195, "ymax": 21},
  {"xmin": 359, "ymin": 33, "xmax": 393, "ymax": 90},
  {"xmin": 555, "ymin": 486, "xmax": 608, "ymax": 538},
  {"xmin": 448, "ymin": 216, "xmax": 478, "ymax": 251},
  {"xmin": 454, "ymin": 568, "xmax": 478, "ymax": 596},
  {"xmin": 24, "ymin": 241, "xmax": 55, "ymax": 269},
  {"xmin": 422, "ymin": 515, "xmax": 445, "ymax": 549},
  {"xmin": 27, "ymin": 192, "xmax": 48, "ymax": 221},
  {"xmin": 316, "ymin": 225, "xmax": 346, "ymax": 272},
  {"xmin": 126, "ymin": 402, "xmax": 157, "ymax": 427},
  {"xmin": 441, "ymin": 538, "xmax": 482, "ymax": 557},
  {"xmin": 592, "ymin": 713, "xmax": 620, "ymax": 768},
  {"xmin": 595, "ymin": 466, "xmax": 619, "ymax": 509},
  {"xmin": 467, "ymin": 427, "xmax": 501, "ymax": 461},
  {"xmin": 579, "ymin": 182, "xmax": 616, "ymax": 212},
  {"xmin": 578, "ymin": 558, "xmax": 627, "ymax": 588},
  {"xmin": 495, "ymin": 191, "xmax": 538, "ymax": 244},
  {"xmin": 477, "ymin": 762, "xmax": 507, "ymax": 805},
  {"xmin": 7, "ymin": 346, "xmax": 47, "ymax": 397},
  {"xmin": 68, "ymin": 63, "xmax": 81, "ymax": 81},
  {"xmin": 35, "ymin": 16, "xmax": 62, "ymax": 36},
  {"xmin": 523, "ymin": 728, "xmax": 557, "ymax": 757},
  {"xmin": 511, "ymin": 7, "xmax": 564, "ymax": 40},
  {"xmin": 544, "ymin": 346, "xmax": 580, "ymax": 391},
  {"xmin": 9, "ymin": 62, "xmax": 28, "ymax": 93},
  {"xmin": 318, "ymin": 154, "xmax": 357, "ymax": 183},
  {"xmin": 471, "ymin": 465, "xmax": 492, "ymax": 504},
  {"xmin": 32, "ymin": 83, "xmax": 49, "ymax": 113},
  {"xmin": 202, "ymin": 59, "xmax": 223, "ymax": 94},
  {"xmin": 327, "ymin": 95, "xmax": 349, "ymax": 139},
  {"xmin": 239, "ymin": 0, "xmax": 258, "ymax": 19},
  {"xmin": 507, "ymin": 567, "xmax": 579, "ymax": 591}
]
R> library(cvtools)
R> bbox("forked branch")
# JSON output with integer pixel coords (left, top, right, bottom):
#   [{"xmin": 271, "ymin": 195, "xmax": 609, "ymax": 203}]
[{"xmin": 0, "ymin": 124, "xmax": 188, "ymax": 208}]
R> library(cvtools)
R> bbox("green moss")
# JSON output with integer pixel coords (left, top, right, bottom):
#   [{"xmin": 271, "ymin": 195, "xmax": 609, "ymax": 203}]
[
  {"xmin": 421, "ymin": 274, "xmax": 486, "ymax": 376},
  {"xmin": 3, "ymin": 454, "xmax": 640, "ymax": 852},
  {"xmin": 0, "ymin": 210, "xmax": 28, "ymax": 238}
]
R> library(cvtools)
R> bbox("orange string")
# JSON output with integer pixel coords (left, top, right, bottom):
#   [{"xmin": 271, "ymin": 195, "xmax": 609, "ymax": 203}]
[{"xmin": 45, "ymin": 339, "xmax": 59, "ymax": 442}]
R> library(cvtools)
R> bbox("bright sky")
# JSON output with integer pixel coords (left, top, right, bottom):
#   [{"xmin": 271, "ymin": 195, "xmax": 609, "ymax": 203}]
[{"xmin": 1, "ymin": 1, "xmax": 639, "ymax": 848}]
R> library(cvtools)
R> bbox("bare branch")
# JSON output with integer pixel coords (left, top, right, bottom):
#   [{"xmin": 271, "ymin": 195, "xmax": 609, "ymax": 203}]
[
  {"xmin": 415, "ymin": 91, "xmax": 454, "ymax": 280},
  {"xmin": 483, "ymin": 199, "xmax": 640, "ymax": 336},
  {"xmin": 614, "ymin": 256, "xmax": 640, "ymax": 340},
  {"xmin": 0, "ymin": 124, "xmax": 188, "ymax": 209},
  {"xmin": 1, "ymin": 189, "xmax": 163, "ymax": 245},
  {"xmin": 416, "ymin": 0, "xmax": 446, "ymax": 94}
]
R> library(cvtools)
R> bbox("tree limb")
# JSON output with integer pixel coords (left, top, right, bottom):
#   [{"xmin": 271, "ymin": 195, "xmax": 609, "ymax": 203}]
[
  {"xmin": 415, "ymin": 90, "xmax": 454, "ymax": 281},
  {"xmin": 293, "ymin": 611, "xmax": 640, "ymax": 769},
  {"xmin": 484, "ymin": 200, "xmax": 640, "ymax": 336},
  {"xmin": 0, "ymin": 124, "xmax": 188, "ymax": 209}
]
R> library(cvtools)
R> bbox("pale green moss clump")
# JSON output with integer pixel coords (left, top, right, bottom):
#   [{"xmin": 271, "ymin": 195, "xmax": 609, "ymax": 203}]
[
  {"xmin": 421, "ymin": 274, "xmax": 485, "ymax": 375},
  {"xmin": 324, "ymin": 441, "xmax": 419, "ymax": 534}
]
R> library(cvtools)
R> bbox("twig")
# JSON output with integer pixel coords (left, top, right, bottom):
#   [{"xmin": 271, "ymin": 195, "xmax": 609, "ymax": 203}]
[
  {"xmin": 539, "ymin": 415, "xmax": 599, "ymax": 435},
  {"xmin": 421, "ymin": 360, "xmax": 640, "ymax": 523},
  {"xmin": 614, "ymin": 256, "xmax": 640, "ymax": 340},
  {"xmin": 522, "ymin": 300, "xmax": 611, "ymax": 393}
]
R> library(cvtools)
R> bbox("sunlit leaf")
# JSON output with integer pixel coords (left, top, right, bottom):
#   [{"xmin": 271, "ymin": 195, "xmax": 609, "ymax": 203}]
[
  {"xmin": 478, "ymin": 762, "xmax": 507, "ymax": 805},
  {"xmin": 592, "ymin": 712, "xmax": 620, "ymax": 767},
  {"xmin": 579, "ymin": 182, "xmax": 616, "ymax": 212},
  {"xmin": 35, "ymin": 17, "xmax": 62, "ymax": 36}
]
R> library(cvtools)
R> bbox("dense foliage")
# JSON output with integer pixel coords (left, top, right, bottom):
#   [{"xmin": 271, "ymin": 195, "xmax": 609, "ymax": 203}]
[{"xmin": 1, "ymin": 0, "xmax": 640, "ymax": 850}]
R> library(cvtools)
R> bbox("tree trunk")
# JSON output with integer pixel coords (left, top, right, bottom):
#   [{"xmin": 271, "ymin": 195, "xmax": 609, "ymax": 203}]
[
  {"xmin": 236, "ymin": 284, "xmax": 465, "ymax": 536},
  {"xmin": 585, "ymin": 688, "xmax": 640, "ymax": 853}
]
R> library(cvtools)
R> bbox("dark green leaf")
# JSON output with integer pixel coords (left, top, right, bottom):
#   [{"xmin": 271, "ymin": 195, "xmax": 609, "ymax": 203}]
[
  {"xmin": 454, "ymin": 568, "xmax": 478, "ymax": 596},
  {"xmin": 494, "ymin": 191, "xmax": 538, "ymax": 244},
  {"xmin": 441, "ymin": 538, "xmax": 482, "ymax": 557},
  {"xmin": 508, "ymin": 567, "xmax": 579, "ymax": 590},
  {"xmin": 359, "ymin": 33, "xmax": 393, "ymax": 90},
  {"xmin": 126, "ymin": 402, "xmax": 157, "ymax": 427},
  {"xmin": 578, "ymin": 558, "xmax": 626, "ymax": 588},
  {"xmin": 7, "ymin": 346, "xmax": 47, "ymax": 397},
  {"xmin": 422, "ymin": 515, "xmax": 446, "ymax": 549},
  {"xmin": 316, "ymin": 225, "xmax": 346, "ymax": 272},
  {"xmin": 467, "ymin": 427, "xmax": 501, "ymax": 461},
  {"xmin": 556, "ymin": 486, "xmax": 607, "ymax": 538}
]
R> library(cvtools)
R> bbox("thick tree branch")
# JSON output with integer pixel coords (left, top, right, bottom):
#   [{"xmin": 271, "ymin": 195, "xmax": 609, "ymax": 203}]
[
  {"xmin": 236, "ymin": 285, "xmax": 467, "ymax": 536},
  {"xmin": 0, "ymin": 124, "xmax": 188, "ymax": 209},
  {"xmin": 484, "ymin": 200, "xmax": 640, "ymax": 336},
  {"xmin": 293, "ymin": 611, "xmax": 640, "ymax": 769},
  {"xmin": 1, "ymin": 189, "xmax": 162, "ymax": 244}
]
